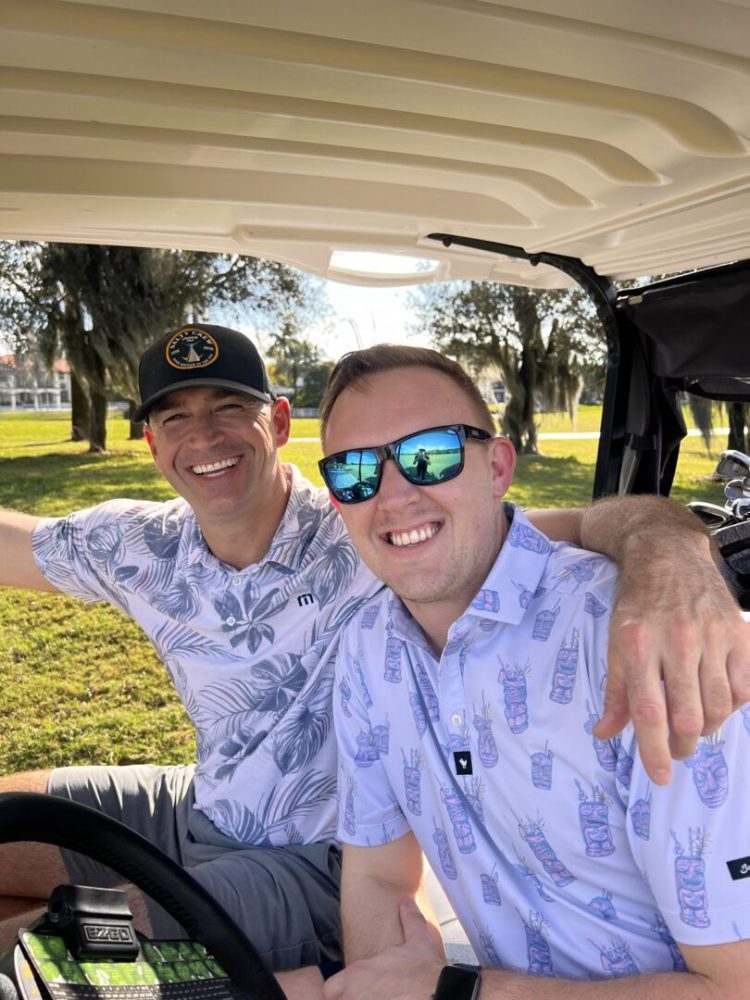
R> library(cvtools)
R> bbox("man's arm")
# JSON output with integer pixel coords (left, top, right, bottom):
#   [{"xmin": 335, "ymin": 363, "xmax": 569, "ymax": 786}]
[
  {"xmin": 473, "ymin": 937, "xmax": 750, "ymax": 999},
  {"xmin": 326, "ymin": 897, "xmax": 750, "ymax": 1000},
  {"xmin": 528, "ymin": 496, "xmax": 750, "ymax": 784},
  {"xmin": 0, "ymin": 511, "xmax": 57, "ymax": 592},
  {"xmin": 339, "ymin": 834, "xmax": 434, "ymax": 963}
]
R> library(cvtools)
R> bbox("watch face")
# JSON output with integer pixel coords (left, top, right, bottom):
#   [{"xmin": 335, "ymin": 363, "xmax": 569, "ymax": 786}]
[
  {"xmin": 434, "ymin": 965, "xmax": 481, "ymax": 1000},
  {"xmin": 165, "ymin": 328, "xmax": 219, "ymax": 370}
]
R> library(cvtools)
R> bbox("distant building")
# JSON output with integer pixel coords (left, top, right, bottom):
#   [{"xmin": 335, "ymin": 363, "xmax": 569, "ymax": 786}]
[
  {"xmin": 475, "ymin": 365, "xmax": 506, "ymax": 406},
  {"xmin": 0, "ymin": 354, "xmax": 71, "ymax": 409}
]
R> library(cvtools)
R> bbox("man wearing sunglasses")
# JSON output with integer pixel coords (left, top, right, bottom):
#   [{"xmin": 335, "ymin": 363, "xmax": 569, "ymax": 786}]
[
  {"xmin": 0, "ymin": 327, "xmax": 746, "ymax": 1000},
  {"xmin": 320, "ymin": 345, "xmax": 750, "ymax": 1000}
]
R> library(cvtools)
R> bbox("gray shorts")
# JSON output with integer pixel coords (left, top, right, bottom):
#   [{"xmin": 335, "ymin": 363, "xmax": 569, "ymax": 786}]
[{"xmin": 48, "ymin": 764, "xmax": 342, "ymax": 972}]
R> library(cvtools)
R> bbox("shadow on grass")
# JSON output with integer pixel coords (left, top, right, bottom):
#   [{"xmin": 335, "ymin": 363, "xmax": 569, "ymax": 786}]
[
  {"xmin": 0, "ymin": 452, "xmax": 175, "ymax": 515},
  {"xmin": 510, "ymin": 452, "xmax": 597, "ymax": 508}
]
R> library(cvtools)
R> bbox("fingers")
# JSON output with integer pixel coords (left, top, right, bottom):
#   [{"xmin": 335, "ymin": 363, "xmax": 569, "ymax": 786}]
[
  {"xmin": 727, "ymin": 623, "xmax": 750, "ymax": 711},
  {"xmin": 658, "ymin": 620, "xmax": 705, "ymax": 762},
  {"xmin": 611, "ymin": 620, "xmax": 675, "ymax": 784},
  {"xmin": 594, "ymin": 636, "xmax": 630, "ymax": 740},
  {"xmin": 601, "ymin": 606, "xmax": 750, "ymax": 784},
  {"xmin": 695, "ymin": 620, "xmax": 735, "ymax": 736}
]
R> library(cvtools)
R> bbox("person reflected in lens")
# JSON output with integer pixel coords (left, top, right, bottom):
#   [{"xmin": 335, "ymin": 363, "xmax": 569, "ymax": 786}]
[{"xmin": 413, "ymin": 447, "xmax": 430, "ymax": 481}]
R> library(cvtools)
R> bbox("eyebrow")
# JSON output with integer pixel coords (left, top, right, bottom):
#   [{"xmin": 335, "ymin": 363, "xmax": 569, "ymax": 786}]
[{"xmin": 154, "ymin": 391, "xmax": 254, "ymax": 415}]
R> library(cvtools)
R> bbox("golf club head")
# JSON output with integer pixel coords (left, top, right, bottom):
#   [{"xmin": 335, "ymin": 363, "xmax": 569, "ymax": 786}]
[
  {"xmin": 687, "ymin": 501, "xmax": 735, "ymax": 529},
  {"xmin": 724, "ymin": 479, "xmax": 747, "ymax": 502},
  {"xmin": 730, "ymin": 497, "xmax": 750, "ymax": 520},
  {"xmin": 715, "ymin": 449, "xmax": 750, "ymax": 481}
]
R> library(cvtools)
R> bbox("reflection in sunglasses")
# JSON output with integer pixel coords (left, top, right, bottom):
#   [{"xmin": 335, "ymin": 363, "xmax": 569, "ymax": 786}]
[{"xmin": 319, "ymin": 424, "xmax": 491, "ymax": 504}]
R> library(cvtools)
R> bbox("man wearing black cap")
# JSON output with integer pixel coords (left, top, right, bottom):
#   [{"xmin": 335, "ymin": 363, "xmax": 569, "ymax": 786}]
[
  {"xmin": 0, "ymin": 324, "xmax": 380, "ymax": 999},
  {"xmin": 0, "ymin": 324, "xmax": 745, "ymax": 999}
]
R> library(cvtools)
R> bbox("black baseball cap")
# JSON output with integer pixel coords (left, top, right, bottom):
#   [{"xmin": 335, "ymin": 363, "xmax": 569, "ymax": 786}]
[{"xmin": 135, "ymin": 324, "xmax": 275, "ymax": 422}]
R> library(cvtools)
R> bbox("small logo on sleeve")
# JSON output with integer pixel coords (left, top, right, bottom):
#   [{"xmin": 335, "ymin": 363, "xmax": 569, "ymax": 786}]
[
  {"xmin": 727, "ymin": 856, "xmax": 750, "ymax": 880},
  {"xmin": 453, "ymin": 751, "xmax": 473, "ymax": 776}
]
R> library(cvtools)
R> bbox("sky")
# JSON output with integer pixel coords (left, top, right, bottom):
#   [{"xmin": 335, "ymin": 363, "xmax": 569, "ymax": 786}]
[
  {"xmin": 316, "ymin": 279, "xmax": 420, "ymax": 357},
  {"xmin": 297, "ymin": 250, "xmax": 440, "ymax": 359}
]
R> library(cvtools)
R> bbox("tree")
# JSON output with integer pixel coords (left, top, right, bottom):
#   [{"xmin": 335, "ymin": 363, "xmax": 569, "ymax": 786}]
[
  {"xmin": 411, "ymin": 281, "xmax": 604, "ymax": 453},
  {"xmin": 264, "ymin": 297, "xmax": 334, "ymax": 407},
  {"xmin": 686, "ymin": 395, "xmax": 714, "ymax": 454},
  {"xmin": 294, "ymin": 361, "xmax": 335, "ymax": 409},
  {"xmin": 0, "ymin": 242, "xmax": 315, "ymax": 451},
  {"xmin": 725, "ymin": 403, "xmax": 749, "ymax": 454},
  {"xmin": 685, "ymin": 399, "xmax": 748, "ymax": 457}
]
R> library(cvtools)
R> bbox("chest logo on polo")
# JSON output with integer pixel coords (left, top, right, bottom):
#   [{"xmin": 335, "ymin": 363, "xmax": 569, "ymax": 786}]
[
  {"xmin": 727, "ymin": 855, "xmax": 750, "ymax": 880},
  {"xmin": 453, "ymin": 750, "xmax": 473, "ymax": 775},
  {"xmin": 166, "ymin": 328, "xmax": 219, "ymax": 369}
]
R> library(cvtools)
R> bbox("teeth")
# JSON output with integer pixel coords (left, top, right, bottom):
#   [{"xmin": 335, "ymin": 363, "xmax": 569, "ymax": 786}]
[
  {"xmin": 192, "ymin": 457, "xmax": 239, "ymax": 475},
  {"xmin": 389, "ymin": 524, "xmax": 438, "ymax": 547}
]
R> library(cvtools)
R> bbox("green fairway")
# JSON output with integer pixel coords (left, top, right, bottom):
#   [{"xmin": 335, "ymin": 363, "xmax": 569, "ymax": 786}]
[{"xmin": 0, "ymin": 407, "xmax": 726, "ymax": 773}]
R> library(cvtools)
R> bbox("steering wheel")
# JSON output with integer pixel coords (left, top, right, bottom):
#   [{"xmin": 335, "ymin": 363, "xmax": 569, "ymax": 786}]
[{"xmin": 0, "ymin": 792, "xmax": 285, "ymax": 1000}]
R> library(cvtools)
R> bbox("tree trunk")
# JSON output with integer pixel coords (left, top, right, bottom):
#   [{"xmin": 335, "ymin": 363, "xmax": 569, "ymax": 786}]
[
  {"xmin": 518, "ymin": 342, "xmax": 538, "ymax": 454},
  {"xmin": 496, "ymin": 344, "xmax": 524, "ymax": 451},
  {"xmin": 513, "ymin": 288, "xmax": 543, "ymax": 455},
  {"xmin": 727, "ymin": 402, "xmax": 747, "ymax": 453},
  {"xmin": 126, "ymin": 399, "xmax": 144, "ymax": 440},
  {"xmin": 87, "ymin": 389, "xmax": 107, "ymax": 452},
  {"xmin": 70, "ymin": 371, "xmax": 90, "ymax": 442},
  {"xmin": 501, "ymin": 393, "xmax": 524, "ymax": 451}
]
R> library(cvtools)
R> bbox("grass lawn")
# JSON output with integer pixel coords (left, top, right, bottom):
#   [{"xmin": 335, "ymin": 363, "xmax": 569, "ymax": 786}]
[{"xmin": 0, "ymin": 406, "xmax": 726, "ymax": 773}]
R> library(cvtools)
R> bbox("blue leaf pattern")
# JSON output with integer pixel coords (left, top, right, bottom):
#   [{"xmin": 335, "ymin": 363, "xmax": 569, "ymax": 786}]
[
  {"xmin": 273, "ymin": 671, "xmax": 334, "ymax": 775},
  {"xmin": 210, "ymin": 770, "xmax": 338, "ymax": 845},
  {"xmin": 142, "ymin": 513, "xmax": 182, "ymax": 560},
  {"xmin": 313, "ymin": 535, "xmax": 360, "ymax": 606}
]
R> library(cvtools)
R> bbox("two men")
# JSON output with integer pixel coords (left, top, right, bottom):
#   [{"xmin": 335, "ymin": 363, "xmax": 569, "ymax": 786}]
[
  {"xmin": 319, "ymin": 345, "xmax": 750, "ymax": 998},
  {"xmin": 0, "ymin": 325, "xmax": 746, "ymax": 997}
]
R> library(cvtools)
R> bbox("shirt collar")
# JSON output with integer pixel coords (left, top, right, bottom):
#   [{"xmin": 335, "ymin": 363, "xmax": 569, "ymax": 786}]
[
  {"xmin": 464, "ymin": 503, "xmax": 552, "ymax": 626},
  {"xmin": 180, "ymin": 464, "xmax": 323, "ymax": 573}
]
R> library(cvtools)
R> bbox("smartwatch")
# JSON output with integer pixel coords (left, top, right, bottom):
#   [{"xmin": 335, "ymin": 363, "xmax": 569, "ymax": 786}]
[{"xmin": 432, "ymin": 962, "xmax": 481, "ymax": 1000}]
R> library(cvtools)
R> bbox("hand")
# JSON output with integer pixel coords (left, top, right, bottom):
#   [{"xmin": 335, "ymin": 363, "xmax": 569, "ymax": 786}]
[
  {"xmin": 323, "ymin": 897, "xmax": 446, "ymax": 1000},
  {"xmin": 595, "ymin": 532, "xmax": 750, "ymax": 784}
]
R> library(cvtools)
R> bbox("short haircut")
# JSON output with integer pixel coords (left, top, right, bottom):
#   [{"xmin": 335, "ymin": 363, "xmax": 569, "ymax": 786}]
[{"xmin": 319, "ymin": 344, "xmax": 496, "ymax": 441}]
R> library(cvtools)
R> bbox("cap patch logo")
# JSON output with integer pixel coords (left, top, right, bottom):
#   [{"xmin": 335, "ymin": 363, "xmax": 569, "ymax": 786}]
[{"xmin": 166, "ymin": 328, "xmax": 219, "ymax": 370}]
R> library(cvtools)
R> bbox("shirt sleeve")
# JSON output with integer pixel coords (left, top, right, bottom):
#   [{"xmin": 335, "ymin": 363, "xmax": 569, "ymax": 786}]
[
  {"xmin": 32, "ymin": 500, "xmax": 141, "ymax": 612},
  {"xmin": 334, "ymin": 605, "xmax": 410, "ymax": 847},
  {"xmin": 623, "ymin": 709, "xmax": 750, "ymax": 946}
]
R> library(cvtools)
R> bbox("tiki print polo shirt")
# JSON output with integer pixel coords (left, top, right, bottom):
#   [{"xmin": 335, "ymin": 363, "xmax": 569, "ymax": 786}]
[
  {"xmin": 334, "ymin": 505, "xmax": 750, "ymax": 980},
  {"xmin": 33, "ymin": 464, "xmax": 380, "ymax": 845}
]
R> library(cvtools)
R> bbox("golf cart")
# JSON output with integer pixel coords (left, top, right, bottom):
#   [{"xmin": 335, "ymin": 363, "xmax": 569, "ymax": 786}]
[{"xmin": 1, "ymin": 0, "xmax": 749, "ymax": 994}]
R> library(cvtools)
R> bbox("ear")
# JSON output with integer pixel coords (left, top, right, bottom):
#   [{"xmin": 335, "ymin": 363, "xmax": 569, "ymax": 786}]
[
  {"xmin": 143, "ymin": 424, "xmax": 157, "ymax": 459},
  {"xmin": 270, "ymin": 396, "xmax": 292, "ymax": 446},
  {"xmin": 488, "ymin": 435, "xmax": 516, "ymax": 499}
]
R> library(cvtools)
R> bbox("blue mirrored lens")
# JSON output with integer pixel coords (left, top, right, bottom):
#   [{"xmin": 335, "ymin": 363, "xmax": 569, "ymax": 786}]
[
  {"xmin": 326, "ymin": 449, "xmax": 379, "ymax": 502},
  {"xmin": 396, "ymin": 428, "xmax": 463, "ymax": 484}
]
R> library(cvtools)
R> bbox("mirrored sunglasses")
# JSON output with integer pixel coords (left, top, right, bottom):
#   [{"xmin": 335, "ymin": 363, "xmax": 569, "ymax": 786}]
[{"xmin": 319, "ymin": 424, "xmax": 492, "ymax": 504}]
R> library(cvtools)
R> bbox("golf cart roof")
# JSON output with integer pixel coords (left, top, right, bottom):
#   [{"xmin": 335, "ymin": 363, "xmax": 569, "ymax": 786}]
[{"xmin": 2, "ymin": 0, "xmax": 750, "ymax": 289}]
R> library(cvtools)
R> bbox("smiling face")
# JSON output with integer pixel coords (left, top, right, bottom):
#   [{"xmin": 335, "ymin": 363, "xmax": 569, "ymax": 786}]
[
  {"xmin": 323, "ymin": 366, "xmax": 516, "ymax": 642},
  {"xmin": 144, "ymin": 386, "xmax": 291, "ymax": 532}
]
